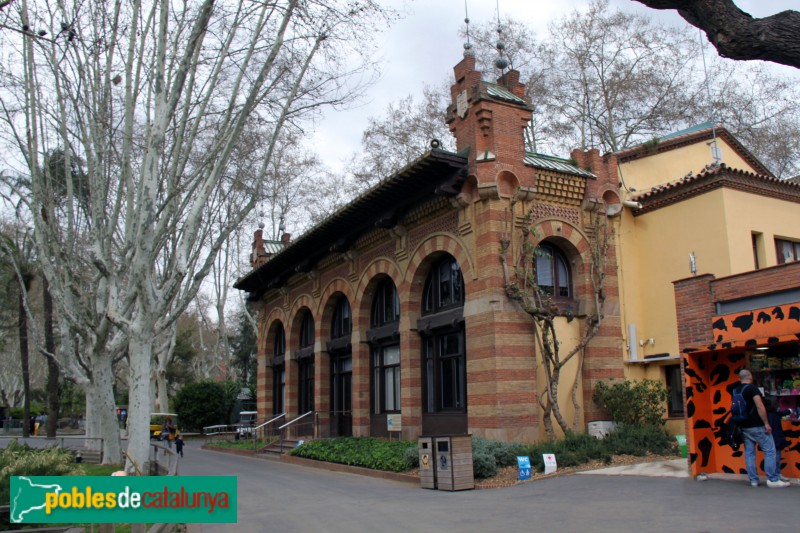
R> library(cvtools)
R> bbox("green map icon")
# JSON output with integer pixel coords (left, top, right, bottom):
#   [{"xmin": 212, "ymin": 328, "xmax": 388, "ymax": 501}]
[{"xmin": 10, "ymin": 476, "xmax": 64, "ymax": 523}]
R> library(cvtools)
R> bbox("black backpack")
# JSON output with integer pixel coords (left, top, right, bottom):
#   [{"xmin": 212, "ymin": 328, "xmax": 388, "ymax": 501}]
[{"xmin": 730, "ymin": 384, "xmax": 754, "ymax": 423}]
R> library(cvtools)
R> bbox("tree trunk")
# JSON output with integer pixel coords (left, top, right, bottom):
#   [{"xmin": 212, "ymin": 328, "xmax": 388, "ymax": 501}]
[
  {"xmin": 19, "ymin": 288, "xmax": 31, "ymax": 438},
  {"xmin": 156, "ymin": 369, "xmax": 169, "ymax": 414},
  {"xmin": 84, "ymin": 355, "xmax": 122, "ymax": 464},
  {"xmin": 43, "ymin": 279, "xmax": 59, "ymax": 438},
  {"xmin": 126, "ymin": 329, "xmax": 154, "ymax": 474}
]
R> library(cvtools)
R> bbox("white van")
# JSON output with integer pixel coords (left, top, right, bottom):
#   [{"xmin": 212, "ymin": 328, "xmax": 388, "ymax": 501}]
[{"xmin": 237, "ymin": 411, "xmax": 258, "ymax": 436}]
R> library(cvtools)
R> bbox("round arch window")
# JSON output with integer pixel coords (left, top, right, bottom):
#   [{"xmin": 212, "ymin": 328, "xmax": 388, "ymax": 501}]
[{"xmin": 535, "ymin": 242, "xmax": 571, "ymax": 298}]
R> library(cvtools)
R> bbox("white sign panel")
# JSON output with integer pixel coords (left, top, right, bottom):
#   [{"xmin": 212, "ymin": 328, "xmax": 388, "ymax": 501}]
[
  {"xmin": 387, "ymin": 414, "xmax": 402, "ymax": 432},
  {"xmin": 543, "ymin": 453, "xmax": 557, "ymax": 475},
  {"xmin": 456, "ymin": 90, "xmax": 468, "ymax": 118}
]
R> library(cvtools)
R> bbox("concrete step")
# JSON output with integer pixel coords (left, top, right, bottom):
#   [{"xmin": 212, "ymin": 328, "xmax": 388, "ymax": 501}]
[
  {"xmin": 259, "ymin": 437, "xmax": 310, "ymax": 455},
  {"xmin": 75, "ymin": 449, "xmax": 102, "ymax": 464}
]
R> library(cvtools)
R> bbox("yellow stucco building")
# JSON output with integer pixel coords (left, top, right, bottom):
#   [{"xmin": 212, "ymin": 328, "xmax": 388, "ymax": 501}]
[{"xmin": 613, "ymin": 123, "xmax": 800, "ymax": 433}]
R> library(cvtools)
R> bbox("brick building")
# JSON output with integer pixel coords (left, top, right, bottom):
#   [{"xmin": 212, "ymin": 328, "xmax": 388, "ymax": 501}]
[
  {"xmin": 235, "ymin": 54, "xmax": 625, "ymax": 442},
  {"xmin": 235, "ymin": 51, "xmax": 800, "ymax": 450}
]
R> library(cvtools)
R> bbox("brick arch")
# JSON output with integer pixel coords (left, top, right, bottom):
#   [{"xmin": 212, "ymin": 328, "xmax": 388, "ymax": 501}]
[
  {"xmin": 287, "ymin": 295, "xmax": 316, "ymax": 354},
  {"xmin": 355, "ymin": 258, "xmax": 403, "ymax": 330},
  {"xmin": 317, "ymin": 278, "xmax": 356, "ymax": 341},
  {"xmin": 406, "ymin": 232, "xmax": 474, "ymax": 287},
  {"xmin": 496, "ymin": 169, "xmax": 520, "ymax": 198},
  {"xmin": 404, "ymin": 233, "xmax": 473, "ymax": 326},
  {"xmin": 261, "ymin": 308, "xmax": 288, "ymax": 361},
  {"xmin": 532, "ymin": 218, "xmax": 592, "ymax": 262},
  {"xmin": 356, "ymin": 258, "xmax": 402, "ymax": 296},
  {"xmin": 599, "ymin": 186, "xmax": 621, "ymax": 206},
  {"xmin": 530, "ymin": 218, "xmax": 593, "ymax": 302}
]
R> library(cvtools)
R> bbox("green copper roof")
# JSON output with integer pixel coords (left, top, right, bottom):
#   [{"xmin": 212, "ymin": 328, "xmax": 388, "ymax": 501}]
[
  {"xmin": 486, "ymin": 83, "xmax": 526, "ymax": 104},
  {"xmin": 263, "ymin": 240, "xmax": 284, "ymax": 255},
  {"xmin": 657, "ymin": 122, "xmax": 715, "ymax": 142},
  {"xmin": 524, "ymin": 152, "xmax": 596, "ymax": 178}
]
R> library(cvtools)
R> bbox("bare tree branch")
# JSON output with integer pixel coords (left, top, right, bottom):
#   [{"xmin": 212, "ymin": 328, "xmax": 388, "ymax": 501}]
[{"xmin": 632, "ymin": 0, "xmax": 800, "ymax": 68}]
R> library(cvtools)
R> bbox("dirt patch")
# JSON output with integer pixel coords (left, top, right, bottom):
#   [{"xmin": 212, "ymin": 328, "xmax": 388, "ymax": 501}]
[
  {"xmin": 474, "ymin": 453, "xmax": 682, "ymax": 488},
  {"xmin": 407, "ymin": 453, "xmax": 682, "ymax": 489}
]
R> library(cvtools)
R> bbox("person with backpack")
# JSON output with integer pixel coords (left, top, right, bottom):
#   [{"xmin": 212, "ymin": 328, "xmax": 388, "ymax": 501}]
[
  {"xmin": 734, "ymin": 370, "xmax": 789, "ymax": 488},
  {"xmin": 763, "ymin": 397, "xmax": 791, "ymax": 482}
]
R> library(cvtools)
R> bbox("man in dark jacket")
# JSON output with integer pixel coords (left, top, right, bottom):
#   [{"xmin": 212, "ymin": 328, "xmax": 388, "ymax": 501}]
[{"xmin": 736, "ymin": 370, "xmax": 789, "ymax": 488}]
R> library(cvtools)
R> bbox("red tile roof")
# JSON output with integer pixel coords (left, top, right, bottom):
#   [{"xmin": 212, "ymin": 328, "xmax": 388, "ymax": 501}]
[
  {"xmin": 630, "ymin": 163, "xmax": 800, "ymax": 215},
  {"xmin": 616, "ymin": 124, "xmax": 774, "ymax": 178}
]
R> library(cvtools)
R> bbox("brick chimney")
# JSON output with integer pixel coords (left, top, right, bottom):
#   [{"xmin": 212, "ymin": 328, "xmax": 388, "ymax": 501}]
[
  {"xmin": 571, "ymin": 148, "xmax": 621, "ymax": 204},
  {"xmin": 250, "ymin": 228, "xmax": 268, "ymax": 269},
  {"xmin": 446, "ymin": 56, "xmax": 534, "ymax": 187}
]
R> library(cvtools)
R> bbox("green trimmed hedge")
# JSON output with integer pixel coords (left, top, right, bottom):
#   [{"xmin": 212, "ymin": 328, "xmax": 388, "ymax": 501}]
[
  {"xmin": 288, "ymin": 425, "xmax": 678, "ymax": 480},
  {"xmin": 290, "ymin": 437, "xmax": 417, "ymax": 472}
]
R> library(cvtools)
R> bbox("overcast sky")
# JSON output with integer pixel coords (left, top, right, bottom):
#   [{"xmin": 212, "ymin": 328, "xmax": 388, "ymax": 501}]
[{"xmin": 307, "ymin": 0, "xmax": 798, "ymax": 172}]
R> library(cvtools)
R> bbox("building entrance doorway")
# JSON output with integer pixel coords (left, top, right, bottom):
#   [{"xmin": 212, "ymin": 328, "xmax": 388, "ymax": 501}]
[{"xmin": 330, "ymin": 355, "xmax": 352, "ymax": 437}]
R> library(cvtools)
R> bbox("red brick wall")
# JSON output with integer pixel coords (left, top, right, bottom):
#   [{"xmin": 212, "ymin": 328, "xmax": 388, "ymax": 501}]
[
  {"xmin": 674, "ymin": 261, "xmax": 800, "ymax": 350},
  {"xmin": 673, "ymin": 274, "xmax": 716, "ymax": 349},
  {"xmin": 711, "ymin": 261, "xmax": 800, "ymax": 302}
]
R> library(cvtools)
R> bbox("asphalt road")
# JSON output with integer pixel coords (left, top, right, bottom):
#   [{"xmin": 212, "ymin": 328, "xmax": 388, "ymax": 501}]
[{"xmin": 177, "ymin": 440, "xmax": 800, "ymax": 533}]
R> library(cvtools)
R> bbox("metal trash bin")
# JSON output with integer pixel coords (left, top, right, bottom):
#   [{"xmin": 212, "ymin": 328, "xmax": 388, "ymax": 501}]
[
  {"xmin": 418, "ymin": 436, "xmax": 436, "ymax": 489},
  {"xmin": 434, "ymin": 435, "xmax": 474, "ymax": 491}
]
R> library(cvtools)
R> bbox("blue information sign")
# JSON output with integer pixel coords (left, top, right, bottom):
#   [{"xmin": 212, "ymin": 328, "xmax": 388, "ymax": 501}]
[{"xmin": 516, "ymin": 456, "xmax": 532, "ymax": 481}]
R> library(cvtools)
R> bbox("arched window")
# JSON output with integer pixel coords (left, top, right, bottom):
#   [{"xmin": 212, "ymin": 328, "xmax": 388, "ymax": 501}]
[
  {"xmin": 419, "ymin": 256, "xmax": 466, "ymax": 427},
  {"xmin": 535, "ymin": 242, "xmax": 571, "ymax": 298},
  {"xmin": 296, "ymin": 311, "xmax": 314, "ymax": 414},
  {"xmin": 272, "ymin": 323, "xmax": 286, "ymax": 415},
  {"xmin": 371, "ymin": 278, "xmax": 400, "ymax": 328},
  {"xmin": 273, "ymin": 323, "xmax": 286, "ymax": 359},
  {"xmin": 299, "ymin": 312, "xmax": 314, "ymax": 349},
  {"xmin": 329, "ymin": 297, "xmax": 352, "ymax": 437},
  {"xmin": 370, "ymin": 279, "xmax": 401, "ymax": 418},
  {"xmin": 331, "ymin": 298, "xmax": 352, "ymax": 339},
  {"xmin": 423, "ymin": 256, "xmax": 464, "ymax": 314}
]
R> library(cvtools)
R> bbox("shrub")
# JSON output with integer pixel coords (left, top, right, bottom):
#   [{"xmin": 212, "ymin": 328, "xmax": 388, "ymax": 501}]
[
  {"xmin": 592, "ymin": 379, "xmax": 668, "ymax": 426},
  {"xmin": 472, "ymin": 449, "xmax": 498, "ymax": 479},
  {"xmin": 604, "ymin": 424, "xmax": 677, "ymax": 456},
  {"xmin": 174, "ymin": 380, "xmax": 239, "ymax": 431},
  {"xmin": 520, "ymin": 432, "xmax": 612, "ymax": 472},
  {"xmin": 472, "ymin": 436, "xmax": 526, "ymax": 468},
  {"xmin": 290, "ymin": 437, "xmax": 417, "ymax": 472},
  {"xmin": 0, "ymin": 442, "xmax": 80, "ymax": 504},
  {"xmin": 403, "ymin": 446, "xmax": 419, "ymax": 469}
]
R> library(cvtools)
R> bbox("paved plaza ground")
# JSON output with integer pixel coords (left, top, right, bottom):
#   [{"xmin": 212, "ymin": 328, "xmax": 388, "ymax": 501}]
[
  {"xmin": 3, "ymin": 436, "xmax": 798, "ymax": 532},
  {"xmin": 177, "ymin": 440, "xmax": 799, "ymax": 533}
]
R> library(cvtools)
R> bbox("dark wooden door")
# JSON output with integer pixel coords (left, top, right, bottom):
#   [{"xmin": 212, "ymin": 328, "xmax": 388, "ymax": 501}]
[{"xmin": 331, "ymin": 355, "xmax": 352, "ymax": 437}]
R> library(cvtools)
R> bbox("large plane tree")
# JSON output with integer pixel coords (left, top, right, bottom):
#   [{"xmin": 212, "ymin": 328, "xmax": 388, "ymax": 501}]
[{"xmin": 0, "ymin": 0, "xmax": 390, "ymax": 471}]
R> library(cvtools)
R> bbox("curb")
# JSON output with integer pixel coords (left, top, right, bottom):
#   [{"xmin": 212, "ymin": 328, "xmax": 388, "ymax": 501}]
[
  {"xmin": 200, "ymin": 445, "xmax": 259, "ymax": 457},
  {"xmin": 201, "ymin": 445, "xmax": 418, "ymax": 484}
]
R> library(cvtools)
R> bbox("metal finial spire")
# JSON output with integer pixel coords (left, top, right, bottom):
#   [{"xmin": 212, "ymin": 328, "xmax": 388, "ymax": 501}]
[
  {"xmin": 463, "ymin": 0, "xmax": 474, "ymax": 58},
  {"xmin": 257, "ymin": 210, "xmax": 265, "ymax": 230},
  {"xmin": 494, "ymin": 0, "xmax": 509, "ymax": 71}
]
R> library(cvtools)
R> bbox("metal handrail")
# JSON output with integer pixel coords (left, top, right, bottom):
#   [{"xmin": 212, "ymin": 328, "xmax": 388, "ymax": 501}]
[
  {"xmin": 203, "ymin": 424, "xmax": 233, "ymax": 434},
  {"xmin": 150, "ymin": 442, "xmax": 179, "ymax": 476},
  {"xmin": 254, "ymin": 413, "xmax": 286, "ymax": 431},
  {"xmin": 278, "ymin": 411, "xmax": 313, "ymax": 431},
  {"xmin": 278, "ymin": 411, "xmax": 316, "ymax": 452},
  {"xmin": 249, "ymin": 413, "xmax": 286, "ymax": 451}
]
